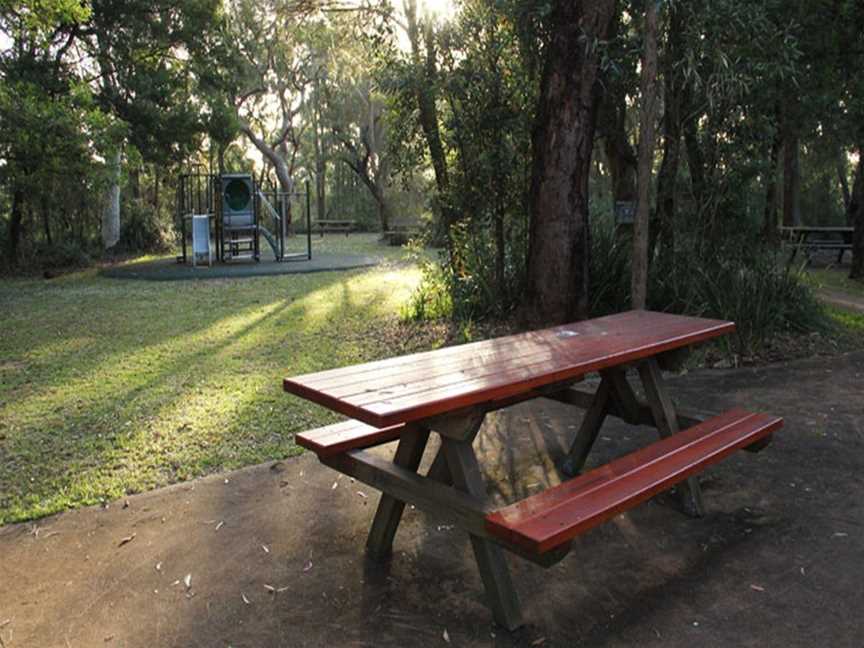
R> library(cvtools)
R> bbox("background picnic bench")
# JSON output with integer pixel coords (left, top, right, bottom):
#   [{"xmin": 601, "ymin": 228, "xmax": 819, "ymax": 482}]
[
  {"xmin": 382, "ymin": 219, "xmax": 422, "ymax": 246},
  {"xmin": 781, "ymin": 225, "xmax": 853, "ymax": 264},
  {"xmin": 315, "ymin": 219, "xmax": 356, "ymax": 236}
]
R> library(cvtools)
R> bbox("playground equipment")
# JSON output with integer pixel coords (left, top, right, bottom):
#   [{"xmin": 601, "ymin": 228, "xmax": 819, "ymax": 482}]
[{"xmin": 176, "ymin": 168, "xmax": 312, "ymax": 265}]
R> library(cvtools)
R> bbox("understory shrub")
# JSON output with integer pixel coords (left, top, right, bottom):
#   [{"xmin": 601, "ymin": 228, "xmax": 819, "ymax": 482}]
[
  {"xmin": 589, "ymin": 216, "xmax": 826, "ymax": 355},
  {"xmin": 408, "ymin": 211, "xmax": 826, "ymax": 357}
]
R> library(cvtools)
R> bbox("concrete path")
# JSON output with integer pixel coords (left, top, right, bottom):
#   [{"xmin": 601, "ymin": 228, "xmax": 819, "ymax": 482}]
[
  {"xmin": 1, "ymin": 352, "xmax": 862, "ymax": 647},
  {"xmin": 817, "ymin": 288, "xmax": 864, "ymax": 314}
]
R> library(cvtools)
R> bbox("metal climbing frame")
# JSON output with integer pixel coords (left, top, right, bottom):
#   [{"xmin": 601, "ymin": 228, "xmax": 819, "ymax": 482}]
[{"xmin": 176, "ymin": 169, "xmax": 312, "ymax": 264}]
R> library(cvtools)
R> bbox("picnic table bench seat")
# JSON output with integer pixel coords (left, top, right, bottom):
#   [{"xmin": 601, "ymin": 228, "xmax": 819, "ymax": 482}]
[
  {"xmin": 485, "ymin": 408, "xmax": 781, "ymax": 554},
  {"xmin": 297, "ymin": 420, "xmax": 406, "ymax": 458}
]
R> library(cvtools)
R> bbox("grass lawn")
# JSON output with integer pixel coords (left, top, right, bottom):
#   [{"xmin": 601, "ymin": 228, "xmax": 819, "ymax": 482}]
[{"xmin": 0, "ymin": 235, "xmax": 445, "ymax": 525}]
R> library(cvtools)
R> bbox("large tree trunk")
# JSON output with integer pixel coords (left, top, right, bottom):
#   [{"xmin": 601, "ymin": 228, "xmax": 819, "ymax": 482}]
[
  {"xmin": 763, "ymin": 126, "xmax": 782, "ymax": 242},
  {"xmin": 631, "ymin": 0, "xmax": 659, "ymax": 310},
  {"xmin": 102, "ymin": 149, "xmax": 121, "ymax": 250},
  {"xmin": 782, "ymin": 132, "xmax": 801, "ymax": 227},
  {"xmin": 849, "ymin": 152, "xmax": 864, "ymax": 280},
  {"xmin": 522, "ymin": 0, "xmax": 617, "ymax": 326}
]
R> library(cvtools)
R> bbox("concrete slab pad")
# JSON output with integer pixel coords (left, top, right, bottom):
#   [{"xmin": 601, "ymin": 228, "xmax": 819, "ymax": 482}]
[{"xmin": 1, "ymin": 352, "xmax": 863, "ymax": 647}]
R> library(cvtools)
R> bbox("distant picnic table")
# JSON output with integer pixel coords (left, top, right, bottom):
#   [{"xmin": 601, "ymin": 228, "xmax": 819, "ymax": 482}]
[
  {"xmin": 781, "ymin": 225, "xmax": 853, "ymax": 264},
  {"xmin": 314, "ymin": 219, "xmax": 355, "ymax": 236},
  {"xmin": 283, "ymin": 310, "xmax": 782, "ymax": 629}
]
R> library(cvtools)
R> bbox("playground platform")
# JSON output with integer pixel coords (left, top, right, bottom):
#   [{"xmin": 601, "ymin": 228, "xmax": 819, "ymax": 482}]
[{"xmin": 101, "ymin": 252, "xmax": 382, "ymax": 281}]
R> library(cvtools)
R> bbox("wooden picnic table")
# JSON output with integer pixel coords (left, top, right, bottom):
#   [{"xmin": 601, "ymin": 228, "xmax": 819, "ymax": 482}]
[
  {"xmin": 314, "ymin": 219, "xmax": 356, "ymax": 236},
  {"xmin": 283, "ymin": 310, "xmax": 782, "ymax": 629},
  {"xmin": 781, "ymin": 225, "xmax": 853, "ymax": 264}
]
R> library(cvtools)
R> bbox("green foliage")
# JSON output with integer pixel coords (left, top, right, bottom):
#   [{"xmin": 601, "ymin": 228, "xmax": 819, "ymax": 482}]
[
  {"xmin": 32, "ymin": 239, "xmax": 93, "ymax": 271},
  {"xmin": 116, "ymin": 198, "xmax": 175, "ymax": 253},
  {"xmin": 589, "ymin": 215, "xmax": 826, "ymax": 356}
]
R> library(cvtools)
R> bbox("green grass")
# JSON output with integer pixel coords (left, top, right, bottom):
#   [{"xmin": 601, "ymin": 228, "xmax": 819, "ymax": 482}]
[{"xmin": 0, "ymin": 235, "xmax": 442, "ymax": 525}]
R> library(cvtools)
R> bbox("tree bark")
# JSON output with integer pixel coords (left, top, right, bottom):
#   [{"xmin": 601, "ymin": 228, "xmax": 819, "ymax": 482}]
[
  {"xmin": 5, "ymin": 187, "xmax": 25, "ymax": 266},
  {"xmin": 631, "ymin": 0, "xmax": 659, "ymax": 310},
  {"xmin": 837, "ymin": 147, "xmax": 852, "ymax": 221},
  {"xmin": 782, "ymin": 132, "xmax": 801, "ymax": 227},
  {"xmin": 655, "ymin": 4, "xmax": 684, "ymax": 258},
  {"xmin": 102, "ymin": 149, "xmax": 121, "ymax": 250},
  {"xmin": 849, "ymin": 152, "xmax": 864, "ymax": 280},
  {"xmin": 598, "ymin": 87, "xmax": 637, "ymax": 207},
  {"xmin": 522, "ymin": 0, "xmax": 617, "ymax": 326},
  {"xmin": 763, "ymin": 127, "xmax": 782, "ymax": 242},
  {"xmin": 313, "ymin": 80, "xmax": 327, "ymax": 220},
  {"xmin": 404, "ymin": 0, "xmax": 454, "ymax": 243}
]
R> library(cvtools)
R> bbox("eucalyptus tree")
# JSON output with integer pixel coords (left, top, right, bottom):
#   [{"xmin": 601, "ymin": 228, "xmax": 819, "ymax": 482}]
[
  {"xmin": 522, "ymin": 0, "xmax": 617, "ymax": 325},
  {"xmin": 218, "ymin": 0, "xmax": 326, "ymax": 197}
]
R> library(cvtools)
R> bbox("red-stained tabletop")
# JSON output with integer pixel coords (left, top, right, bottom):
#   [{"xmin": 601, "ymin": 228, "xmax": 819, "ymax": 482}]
[{"xmin": 283, "ymin": 310, "xmax": 734, "ymax": 428}]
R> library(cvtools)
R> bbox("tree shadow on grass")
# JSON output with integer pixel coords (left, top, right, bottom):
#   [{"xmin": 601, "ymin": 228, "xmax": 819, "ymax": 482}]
[{"xmin": 0, "ymin": 265, "xmax": 411, "ymax": 523}]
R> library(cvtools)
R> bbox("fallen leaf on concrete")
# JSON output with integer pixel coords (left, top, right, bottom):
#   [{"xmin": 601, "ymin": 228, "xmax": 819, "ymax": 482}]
[
  {"xmin": 118, "ymin": 534, "xmax": 136, "ymax": 547},
  {"xmin": 215, "ymin": 521, "xmax": 224, "ymax": 531},
  {"xmin": 532, "ymin": 638, "xmax": 546, "ymax": 646},
  {"xmin": 264, "ymin": 584, "xmax": 276, "ymax": 593},
  {"xmin": 302, "ymin": 560, "xmax": 313, "ymax": 572},
  {"xmin": 750, "ymin": 584, "xmax": 765, "ymax": 592},
  {"xmin": 442, "ymin": 629, "xmax": 450, "ymax": 643},
  {"xmin": 184, "ymin": 574, "xmax": 192, "ymax": 590},
  {"xmin": 331, "ymin": 481, "xmax": 339, "ymax": 490},
  {"xmin": 241, "ymin": 593, "xmax": 251, "ymax": 605},
  {"xmin": 357, "ymin": 491, "xmax": 367, "ymax": 499}
]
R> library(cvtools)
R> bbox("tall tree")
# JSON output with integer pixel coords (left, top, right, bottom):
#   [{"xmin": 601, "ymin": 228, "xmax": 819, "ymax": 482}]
[
  {"xmin": 631, "ymin": 0, "xmax": 659, "ymax": 310},
  {"xmin": 522, "ymin": 0, "xmax": 617, "ymax": 325}
]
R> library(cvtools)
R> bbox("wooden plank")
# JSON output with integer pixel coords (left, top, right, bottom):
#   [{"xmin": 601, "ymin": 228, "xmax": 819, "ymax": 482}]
[
  {"xmin": 283, "ymin": 311, "xmax": 735, "ymax": 428},
  {"xmin": 443, "ymin": 437, "xmax": 523, "ymax": 630},
  {"xmin": 539, "ymin": 384, "xmax": 708, "ymax": 429},
  {"xmin": 296, "ymin": 420, "xmax": 405, "ymax": 458},
  {"xmin": 323, "ymin": 446, "xmax": 567, "ymax": 568},
  {"xmin": 638, "ymin": 358, "xmax": 705, "ymax": 517},
  {"xmin": 324, "ymin": 448, "xmax": 491, "ymax": 537},
  {"xmin": 366, "ymin": 426, "xmax": 431, "ymax": 560},
  {"xmin": 561, "ymin": 378, "xmax": 611, "ymax": 477},
  {"xmin": 485, "ymin": 409, "xmax": 783, "ymax": 554}
]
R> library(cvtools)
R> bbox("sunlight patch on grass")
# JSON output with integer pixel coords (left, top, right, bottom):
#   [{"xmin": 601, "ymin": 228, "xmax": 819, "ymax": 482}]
[{"xmin": 0, "ymin": 258, "xmax": 433, "ymax": 525}]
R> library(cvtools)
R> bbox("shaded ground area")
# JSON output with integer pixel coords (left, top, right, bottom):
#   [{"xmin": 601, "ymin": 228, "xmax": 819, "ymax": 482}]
[
  {"xmin": 100, "ymin": 252, "xmax": 381, "ymax": 281},
  {"xmin": 1, "ymin": 352, "xmax": 862, "ymax": 647}
]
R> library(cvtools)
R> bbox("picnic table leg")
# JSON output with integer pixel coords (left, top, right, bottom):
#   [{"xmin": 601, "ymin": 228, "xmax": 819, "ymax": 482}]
[
  {"xmin": 561, "ymin": 378, "xmax": 611, "ymax": 477},
  {"xmin": 426, "ymin": 448, "xmax": 452, "ymax": 484},
  {"xmin": 442, "ymin": 436, "xmax": 523, "ymax": 631},
  {"xmin": 365, "ymin": 426, "xmax": 431, "ymax": 560},
  {"xmin": 638, "ymin": 358, "xmax": 706, "ymax": 517}
]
